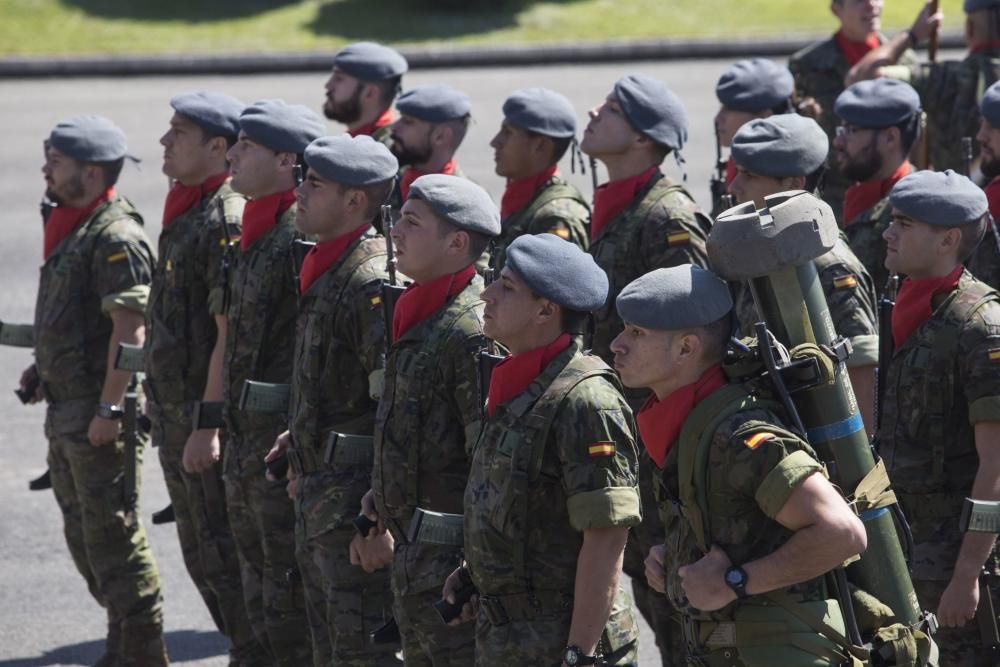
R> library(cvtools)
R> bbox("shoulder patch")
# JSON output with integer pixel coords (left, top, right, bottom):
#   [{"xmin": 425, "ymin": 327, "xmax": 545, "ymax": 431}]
[
  {"xmin": 989, "ymin": 347, "xmax": 1000, "ymax": 362},
  {"xmin": 744, "ymin": 432, "xmax": 776, "ymax": 450},
  {"xmin": 833, "ymin": 274, "xmax": 857, "ymax": 289},
  {"xmin": 666, "ymin": 230, "xmax": 690, "ymax": 246},
  {"xmin": 588, "ymin": 441, "xmax": 616, "ymax": 457}
]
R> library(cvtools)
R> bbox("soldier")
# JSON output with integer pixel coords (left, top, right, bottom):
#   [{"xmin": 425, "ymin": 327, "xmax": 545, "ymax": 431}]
[
  {"xmin": 323, "ymin": 41, "xmax": 408, "ymax": 146},
  {"xmin": 353, "ymin": 174, "xmax": 499, "ymax": 665},
  {"xmin": 443, "ymin": 233, "xmax": 640, "ymax": 666},
  {"xmin": 388, "ymin": 85, "xmax": 471, "ymax": 208},
  {"xmin": 580, "ymin": 73, "xmax": 710, "ymax": 666},
  {"xmin": 968, "ymin": 81, "xmax": 1000, "ymax": 289},
  {"xmin": 490, "ymin": 87, "xmax": 590, "ymax": 270},
  {"xmin": 711, "ymin": 58, "xmax": 794, "ymax": 216},
  {"xmin": 728, "ymin": 113, "xmax": 880, "ymax": 434},
  {"xmin": 611, "ymin": 265, "xmax": 868, "ymax": 666},
  {"xmin": 26, "ymin": 115, "xmax": 166, "ymax": 665},
  {"xmin": 834, "ymin": 77, "xmax": 921, "ymax": 292},
  {"xmin": 788, "ymin": 0, "xmax": 933, "ymax": 220},
  {"xmin": 145, "ymin": 91, "xmax": 267, "ymax": 667},
  {"xmin": 880, "ymin": 170, "xmax": 1000, "ymax": 665},
  {"xmin": 222, "ymin": 100, "xmax": 325, "ymax": 665}
]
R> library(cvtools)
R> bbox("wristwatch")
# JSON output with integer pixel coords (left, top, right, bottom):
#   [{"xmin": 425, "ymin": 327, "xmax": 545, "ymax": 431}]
[
  {"xmin": 724, "ymin": 565, "xmax": 749, "ymax": 600},
  {"xmin": 563, "ymin": 645, "xmax": 597, "ymax": 666},
  {"xmin": 95, "ymin": 402, "xmax": 124, "ymax": 420}
]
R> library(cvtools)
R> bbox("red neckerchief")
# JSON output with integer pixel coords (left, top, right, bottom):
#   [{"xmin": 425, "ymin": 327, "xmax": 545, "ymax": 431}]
[
  {"xmin": 591, "ymin": 166, "xmax": 658, "ymax": 240},
  {"xmin": 971, "ymin": 41, "xmax": 1000, "ymax": 55},
  {"xmin": 986, "ymin": 177, "xmax": 1000, "ymax": 221},
  {"xmin": 399, "ymin": 160, "xmax": 458, "ymax": 201},
  {"xmin": 636, "ymin": 364, "xmax": 728, "ymax": 468},
  {"xmin": 891, "ymin": 265, "xmax": 964, "ymax": 347},
  {"xmin": 348, "ymin": 108, "xmax": 396, "ymax": 138},
  {"xmin": 240, "ymin": 188, "xmax": 296, "ymax": 251},
  {"xmin": 162, "ymin": 171, "xmax": 229, "ymax": 228},
  {"xmin": 500, "ymin": 165, "xmax": 559, "ymax": 219},
  {"xmin": 486, "ymin": 333, "xmax": 572, "ymax": 417},
  {"xmin": 843, "ymin": 161, "xmax": 911, "ymax": 227},
  {"xmin": 834, "ymin": 30, "xmax": 881, "ymax": 67},
  {"xmin": 299, "ymin": 223, "xmax": 369, "ymax": 295},
  {"xmin": 44, "ymin": 186, "xmax": 115, "ymax": 259},
  {"xmin": 392, "ymin": 264, "xmax": 475, "ymax": 341},
  {"xmin": 725, "ymin": 155, "xmax": 737, "ymax": 187}
]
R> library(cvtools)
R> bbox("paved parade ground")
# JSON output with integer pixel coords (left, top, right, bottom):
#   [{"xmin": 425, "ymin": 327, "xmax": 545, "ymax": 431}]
[{"xmin": 0, "ymin": 52, "xmax": 958, "ymax": 665}]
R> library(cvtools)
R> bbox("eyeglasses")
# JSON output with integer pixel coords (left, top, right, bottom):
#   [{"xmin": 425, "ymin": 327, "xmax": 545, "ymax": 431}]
[{"xmin": 835, "ymin": 125, "xmax": 878, "ymax": 139}]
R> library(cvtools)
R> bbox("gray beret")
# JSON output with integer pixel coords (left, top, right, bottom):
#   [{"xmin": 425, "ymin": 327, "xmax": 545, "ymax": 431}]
[
  {"xmin": 715, "ymin": 59, "xmax": 795, "ymax": 113},
  {"xmin": 502, "ymin": 88, "xmax": 577, "ymax": 138},
  {"xmin": 170, "ymin": 91, "xmax": 245, "ymax": 140},
  {"xmin": 965, "ymin": 0, "xmax": 1000, "ymax": 11},
  {"xmin": 304, "ymin": 134, "xmax": 398, "ymax": 186},
  {"xmin": 332, "ymin": 41, "xmax": 408, "ymax": 81},
  {"xmin": 407, "ymin": 174, "xmax": 500, "ymax": 237},
  {"xmin": 613, "ymin": 74, "xmax": 688, "ymax": 151},
  {"xmin": 48, "ymin": 115, "xmax": 129, "ymax": 162},
  {"xmin": 239, "ymin": 99, "xmax": 326, "ymax": 154},
  {"xmin": 731, "ymin": 114, "xmax": 829, "ymax": 178},
  {"xmin": 890, "ymin": 169, "xmax": 988, "ymax": 227},
  {"xmin": 834, "ymin": 78, "xmax": 921, "ymax": 128},
  {"xmin": 506, "ymin": 234, "xmax": 608, "ymax": 312},
  {"xmin": 396, "ymin": 85, "xmax": 471, "ymax": 123},
  {"xmin": 982, "ymin": 81, "xmax": 1000, "ymax": 127},
  {"xmin": 616, "ymin": 265, "xmax": 733, "ymax": 331}
]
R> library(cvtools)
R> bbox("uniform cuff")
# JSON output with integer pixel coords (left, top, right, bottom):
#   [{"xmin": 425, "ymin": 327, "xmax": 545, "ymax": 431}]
[
  {"xmin": 847, "ymin": 334, "xmax": 879, "ymax": 368},
  {"xmin": 567, "ymin": 486, "xmax": 641, "ymax": 531},
  {"xmin": 755, "ymin": 450, "xmax": 822, "ymax": 519},
  {"xmin": 969, "ymin": 396, "xmax": 1000, "ymax": 424},
  {"xmin": 101, "ymin": 284, "xmax": 150, "ymax": 315},
  {"xmin": 207, "ymin": 286, "xmax": 226, "ymax": 316}
]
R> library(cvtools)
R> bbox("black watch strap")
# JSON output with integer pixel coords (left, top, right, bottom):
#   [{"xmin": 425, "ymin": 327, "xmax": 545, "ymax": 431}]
[
  {"xmin": 564, "ymin": 645, "xmax": 598, "ymax": 665},
  {"xmin": 725, "ymin": 565, "xmax": 749, "ymax": 600}
]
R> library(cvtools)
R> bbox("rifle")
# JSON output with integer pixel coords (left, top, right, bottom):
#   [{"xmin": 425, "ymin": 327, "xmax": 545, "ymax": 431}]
[
  {"xmin": 873, "ymin": 274, "xmax": 899, "ymax": 446},
  {"xmin": 478, "ymin": 267, "xmax": 505, "ymax": 419},
  {"xmin": 918, "ymin": 0, "xmax": 941, "ymax": 169},
  {"xmin": 710, "ymin": 127, "xmax": 732, "ymax": 215},
  {"xmin": 927, "ymin": 0, "xmax": 941, "ymax": 62},
  {"xmin": 115, "ymin": 343, "xmax": 145, "ymax": 519}
]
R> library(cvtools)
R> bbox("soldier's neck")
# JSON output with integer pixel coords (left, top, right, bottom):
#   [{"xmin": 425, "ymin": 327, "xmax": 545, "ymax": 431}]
[
  {"xmin": 348, "ymin": 103, "xmax": 391, "ymax": 133},
  {"xmin": 413, "ymin": 151, "xmax": 456, "ymax": 175},
  {"xmin": 602, "ymin": 154, "xmax": 658, "ymax": 184},
  {"xmin": 502, "ymin": 324, "xmax": 563, "ymax": 356}
]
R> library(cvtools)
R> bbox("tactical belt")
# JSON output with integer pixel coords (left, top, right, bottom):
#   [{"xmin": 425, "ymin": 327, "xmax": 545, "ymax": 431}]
[
  {"xmin": 287, "ymin": 432, "xmax": 374, "ymax": 476},
  {"xmin": 407, "ymin": 508, "xmax": 464, "ymax": 547},
  {"xmin": 239, "ymin": 381, "xmax": 290, "ymax": 414},
  {"xmin": 0, "ymin": 322, "xmax": 34, "ymax": 348},
  {"xmin": 478, "ymin": 590, "xmax": 574, "ymax": 627}
]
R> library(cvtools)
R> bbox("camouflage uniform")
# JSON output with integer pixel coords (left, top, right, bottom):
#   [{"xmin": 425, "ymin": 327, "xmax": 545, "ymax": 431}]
[
  {"xmin": 372, "ymin": 274, "xmax": 488, "ymax": 665},
  {"xmin": 288, "ymin": 228, "xmax": 397, "ymax": 666},
  {"xmin": 464, "ymin": 341, "xmax": 641, "ymax": 666},
  {"xmin": 880, "ymin": 269, "xmax": 1000, "ymax": 665},
  {"xmin": 734, "ymin": 235, "xmax": 879, "ymax": 368},
  {"xmin": 967, "ymin": 224, "xmax": 1000, "ymax": 289},
  {"xmin": 388, "ymin": 164, "xmax": 466, "ymax": 213},
  {"xmin": 588, "ymin": 169, "xmax": 710, "ymax": 665},
  {"xmin": 37, "ymin": 195, "xmax": 164, "ymax": 640},
  {"xmin": 145, "ymin": 180, "xmax": 265, "ymax": 664},
  {"xmin": 844, "ymin": 195, "xmax": 894, "ymax": 293},
  {"xmin": 222, "ymin": 205, "xmax": 311, "ymax": 665},
  {"xmin": 491, "ymin": 176, "xmax": 590, "ymax": 272},
  {"xmin": 372, "ymin": 123, "xmax": 394, "ymax": 149},
  {"xmin": 788, "ymin": 35, "xmax": 917, "ymax": 221}
]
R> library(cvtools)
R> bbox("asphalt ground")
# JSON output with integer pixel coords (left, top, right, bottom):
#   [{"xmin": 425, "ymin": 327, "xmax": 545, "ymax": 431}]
[{"xmin": 0, "ymin": 51, "xmax": 963, "ymax": 666}]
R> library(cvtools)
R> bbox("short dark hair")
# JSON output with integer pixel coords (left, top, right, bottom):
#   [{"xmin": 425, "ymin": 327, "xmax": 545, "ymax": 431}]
[
  {"xmin": 804, "ymin": 163, "xmax": 828, "ymax": 195},
  {"xmin": 525, "ymin": 129, "xmax": 573, "ymax": 165},
  {"xmin": 897, "ymin": 114, "xmax": 921, "ymax": 154},
  {"xmin": 956, "ymin": 218, "xmax": 987, "ymax": 261},
  {"xmin": 91, "ymin": 158, "xmax": 124, "ymax": 188},
  {"xmin": 372, "ymin": 76, "xmax": 402, "ymax": 107},
  {"xmin": 342, "ymin": 178, "xmax": 394, "ymax": 222},
  {"xmin": 650, "ymin": 142, "xmax": 671, "ymax": 164},
  {"xmin": 697, "ymin": 311, "xmax": 734, "ymax": 363},
  {"xmin": 443, "ymin": 115, "xmax": 472, "ymax": 148},
  {"xmin": 436, "ymin": 217, "xmax": 492, "ymax": 261},
  {"xmin": 560, "ymin": 308, "xmax": 589, "ymax": 335}
]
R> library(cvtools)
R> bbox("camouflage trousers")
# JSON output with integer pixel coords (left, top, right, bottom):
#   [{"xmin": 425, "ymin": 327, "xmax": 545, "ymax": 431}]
[
  {"xmin": 913, "ymin": 578, "xmax": 1000, "ymax": 667},
  {"xmin": 223, "ymin": 424, "xmax": 312, "ymax": 666},
  {"xmin": 390, "ymin": 541, "xmax": 475, "ymax": 666},
  {"xmin": 473, "ymin": 584, "xmax": 639, "ymax": 666},
  {"xmin": 45, "ymin": 397, "xmax": 163, "ymax": 630},
  {"xmin": 295, "ymin": 470, "xmax": 398, "ymax": 666},
  {"xmin": 151, "ymin": 402, "xmax": 265, "ymax": 663}
]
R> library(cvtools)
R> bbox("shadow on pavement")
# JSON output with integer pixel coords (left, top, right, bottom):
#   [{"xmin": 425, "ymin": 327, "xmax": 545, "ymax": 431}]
[
  {"xmin": 58, "ymin": 0, "xmax": 301, "ymax": 22},
  {"xmin": 0, "ymin": 629, "xmax": 227, "ymax": 666}
]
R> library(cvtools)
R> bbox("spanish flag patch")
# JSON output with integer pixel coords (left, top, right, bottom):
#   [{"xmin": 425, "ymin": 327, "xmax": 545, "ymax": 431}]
[
  {"xmin": 744, "ymin": 432, "xmax": 776, "ymax": 450},
  {"xmin": 550, "ymin": 228, "xmax": 570, "ymax": 239},
  {"xmin": 370, "ymin": 295, "xmax": 382, "ymax": 308},
  {"xmin": 989, "ymin": 348, "xmax": 1000, "ymax": 362},
  {"xmin": 833, "ymin": 274, "xmax": 857, "ymax": 289},
  {"xmin": 588, "ymin": 442, "xmax": 616, "ymax": 457},
  {"xmin": 106, "ymin": 251, "xmax": 128, "ymax": 263},
  {"xmin": 666, "ymin": 231, "xmax": 690, "ymax": 246}
]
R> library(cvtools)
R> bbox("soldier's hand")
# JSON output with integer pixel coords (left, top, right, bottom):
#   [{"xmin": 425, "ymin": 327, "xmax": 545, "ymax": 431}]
[
  {"xmin": 360, "ymin": 488, "xmax": 387, "ymax": 535},
  {"xmin": 182, "ymin": 429, "xmax": 220, "ymax": 474},
  {"xmin": 349, "ymin": 530, "xmax": 394, "ymax": 573},
  {"xmin": 677, "ymin": 545, "xmax": 737, "ymax": 612},
  {"xmin": 645, "ymin": 544, "xmax": 667, "ymax": 594},
  {"xmin": 442, "ymin": 567, "xmax": 478, "ymax": 625},
  {"xmin": 285, "ymin": 474, "xmax": 299, "ymax": 500},
  {"xmin": 937, "ymin": 572, "xmax": 979, "ymax": 627},
  {"xmin": 265, "ymin": 430, "xmax": 292, "ymax": 482},
  {"xmin": 87, "ymin": 414, "xmax": 121, "ymax": 447},
  {"xmin": 18, "ymin": 364, "xmax": 41, "ymax": 404},
  {"xmin": 910, "ymin": 0, "xmax": 944, "ymax": 44}
]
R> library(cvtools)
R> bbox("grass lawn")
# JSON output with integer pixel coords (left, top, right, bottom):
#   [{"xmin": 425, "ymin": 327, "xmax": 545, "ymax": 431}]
[{"xmin": 0, "ymin": 0, "xmax": 965, "ymax": 56}]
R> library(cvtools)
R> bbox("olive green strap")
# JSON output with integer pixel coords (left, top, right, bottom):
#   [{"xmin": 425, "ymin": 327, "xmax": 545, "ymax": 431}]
[{"xmin": 763, "ymin": 589, "xmax": 870, "ymax": 662}]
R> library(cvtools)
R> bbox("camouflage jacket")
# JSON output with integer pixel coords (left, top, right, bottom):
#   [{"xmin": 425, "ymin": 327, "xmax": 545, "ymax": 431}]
[
  {"xmin": 491, "ymin": 176, "xmax": 590, "ymax": 272},
  {"xmin": 967, "ymin": 221, "xmax": 1000, "ymax": 289},
  {"xmin": 464, "ymin": 341, "xmax": 641, "ymax": 597},
  {"xmin": 734, "ymin": 235, "xmax": 879, "ymax": 367},
  {"xmin": 387, "ymin": 163, "xmax": 467, "ymax": 213},
  {"xmin": 35, "ymin": 195, "xmax": 155, "ymax": 402},
  {"xmin": 371, "ymin": 123, "xmax": 393, "ymax": 149},
  {"xmin": 144, "ymin": 182, "xmax": 244, "ymax": 407},
  {"xmin": 788, "ymin": 34, "xmax": 917, "ymax": 221},
  {"xmin": 222, "ymin": 206, "xmax": 301, "ymax": 437},
  {"xmin": 589, "ymin": 171, "xmax": 711, "ymax": 369},
  {"xmin": 656, "ymin": 396, "xmax": 826, "ymax": 623},
  {"xmin": 908, "ymin": 49, "xmax": 1000, "ymax": 173},
  {"xmin": 845, "ymin": 194, "xmax": 893, "ymax": 295},
  {"xmin": 881, "ymin": 269, "xmax": 1000, "ymax": 580}
]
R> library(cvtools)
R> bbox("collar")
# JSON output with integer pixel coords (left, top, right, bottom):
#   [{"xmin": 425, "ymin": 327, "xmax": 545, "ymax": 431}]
[
  {"xmin": 348, "ymin": 108, "xmax": 397, "ymax": 138},
  {"xmin": 843, "ymin": 160, "xmax": 911, "ymax": 226},
  {"xmin": 240, "ymin": 188, "xmax": 296, "ymax": 252},
  {"xmin": 392, "ymin": 264, "xmax": 476, "ymax": 341},
  {"xmin": 500, "ymin": 165, "xmax": 559, "ymax": 219},
  {"xmin": 44, "ymin": 187, "xmax": 115, "ymax": 259},
  {"xmin": 591, "ymin": 166, "xmax": 658, "ymax": 240},
  {"xmin": 399, "ymin": 160, "xmax": 458, "ymax": 201},
  {"xmin": 486, "ymin": 333, "xmax": 572, "ymax": 417},
  {"xmin": 298, "ymin": 223, "xmax": 370, "ymax": 295},
  {"xmin": 891, "ymin": 264, "xmax": 964, "ymax": 347},
  {"xmin": 834, "ymin": 29, "xmax": 881, "ymax": 67},
  {"xmin": 162, "ymin": 171, "xmax": 229, "ymax": 227}
]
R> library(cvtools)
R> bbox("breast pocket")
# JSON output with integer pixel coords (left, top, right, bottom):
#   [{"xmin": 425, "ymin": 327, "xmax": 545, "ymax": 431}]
[{"xmin": 485, "ymin": 430, "xmax": 536, "ymax": 542}]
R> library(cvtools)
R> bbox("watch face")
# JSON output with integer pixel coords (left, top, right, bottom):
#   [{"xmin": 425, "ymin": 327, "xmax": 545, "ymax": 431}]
[
  {"xmin": 725, "ymin": 568, "xmax": 745, "ymax": 587},
  {"xmin": 564, "ymin": 648, "xmax": 579, "ymax": 666}
]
